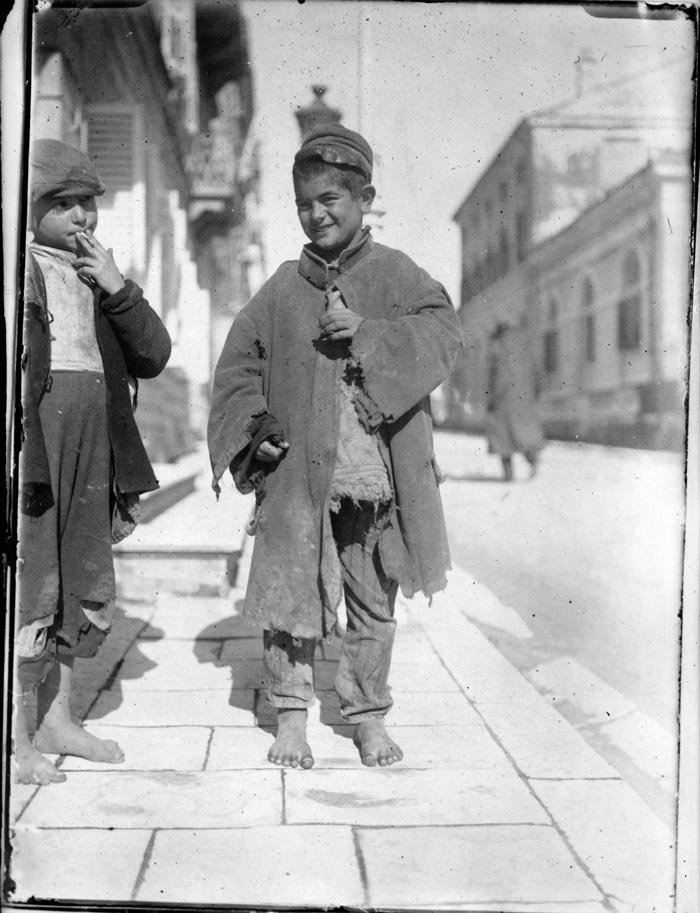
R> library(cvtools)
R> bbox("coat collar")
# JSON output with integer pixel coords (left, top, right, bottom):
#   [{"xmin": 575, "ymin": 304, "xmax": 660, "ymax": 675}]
[{"xmin": 298, "ymin": 227, "xmax": 373, "ymax": 289}]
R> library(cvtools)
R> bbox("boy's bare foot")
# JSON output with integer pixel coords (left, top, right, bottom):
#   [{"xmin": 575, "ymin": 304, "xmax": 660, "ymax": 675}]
[
  {"xmin": 268, "ymin": 709, "xmax": 314, "ymax": 769},
  {"xmin": 13, "ymin": 744, "xmax": 67, "ymax": 785},
  {"xmin": 34, "ymin": 720, "xmax": 125, "ymax": 764},
  {"xmin": 354, "ymin": 718, "xmax": 403, "ymax": 767}
]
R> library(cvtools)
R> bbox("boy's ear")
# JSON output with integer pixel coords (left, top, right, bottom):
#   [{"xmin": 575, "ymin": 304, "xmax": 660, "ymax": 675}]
[{"xmin": 360, "ymin": 183, "xmax": 376, "ymax": 213}]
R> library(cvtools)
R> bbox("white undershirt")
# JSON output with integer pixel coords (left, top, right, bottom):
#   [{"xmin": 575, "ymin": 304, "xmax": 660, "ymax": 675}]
[{"xmin": 30, "ymin": 243, "xmax": 104, "ymax": 373}]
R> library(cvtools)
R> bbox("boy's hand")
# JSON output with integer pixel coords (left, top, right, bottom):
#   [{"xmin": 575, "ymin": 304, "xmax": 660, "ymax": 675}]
[
  {"xmin": 255, "ymin": 439, "xmax": 289, "ymax": 462},
  {"xmin": 318, "ymin": 307, "xmax": 363, "ymax": 341},
  {"xmin": 73, "ymin": 230, "xmax": 126, "ymax": 296}
]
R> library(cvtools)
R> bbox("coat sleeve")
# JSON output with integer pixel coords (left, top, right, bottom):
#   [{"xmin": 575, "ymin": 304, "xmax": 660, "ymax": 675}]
[
  {"xmin": 99, "ymin": 280, "xmax": 171, "ymax": 378},
  {"xmin": 207, "ymin": 298, "xmax": 272, "ymax": 489},
  {"xmin": 348, "ymin": 262, "xmax": 464, "ymax": 430}
]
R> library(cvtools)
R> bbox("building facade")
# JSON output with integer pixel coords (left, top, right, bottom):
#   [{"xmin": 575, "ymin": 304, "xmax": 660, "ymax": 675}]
[
  {"xmin": 450, "ymin": 56, "xmax": 693, "ymax": 448},
  {"xmin": 29, "ymin": 0, "xmax": 260, "ymax": 459}
]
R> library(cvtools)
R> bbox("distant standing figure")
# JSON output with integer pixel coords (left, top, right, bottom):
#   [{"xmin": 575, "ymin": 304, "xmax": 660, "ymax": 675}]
[{"xmin": 485, "ymin": 322, "xmax": 544, "ymax": 481}]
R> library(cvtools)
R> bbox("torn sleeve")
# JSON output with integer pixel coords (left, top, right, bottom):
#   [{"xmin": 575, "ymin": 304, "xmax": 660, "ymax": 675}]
[
  {"xmin": 207, "ymin": 305, "xmax": 272, "ymax": 490},
  {"xmin": 348, "ymin": 274, "xmax": 464, "ymax": 431}
]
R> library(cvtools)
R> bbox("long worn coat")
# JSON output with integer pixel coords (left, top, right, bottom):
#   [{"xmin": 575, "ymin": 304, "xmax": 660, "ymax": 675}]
[
  {"xmin": 208, "ymin": 233, "xmax": 464, "ymax": 639},
  {"xmin": 486, "ymin": 337, "xmax": 544, "ymax": 457},
  {"xmin": 19, "ymin": 250, "xmax": 171, "ymax": 626}
]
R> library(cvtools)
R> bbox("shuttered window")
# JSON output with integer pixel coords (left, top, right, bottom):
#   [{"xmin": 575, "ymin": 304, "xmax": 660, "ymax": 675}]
[
  {"xmin": 581, "ymin": 277, "xmax": 596, "ymax": 363},
  {"xmin": 86, "ymin": 107, "xmax": 139, "ymax": 192},
  {"xmin": 617, "ymin": 251, "xmax": 643, "ymax": 352},
  {"xmin": 84, "ymin": 104, "xmax": 146, "ymax": 276}
]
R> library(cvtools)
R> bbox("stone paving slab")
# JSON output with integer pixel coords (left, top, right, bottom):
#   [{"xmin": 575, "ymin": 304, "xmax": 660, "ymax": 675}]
[
  {"xmin": 118, "ymin": 473, "xmax": 248, "ymax": 551},
  {"xmin": 326, "ymin": 690, "xmax": 483, "ymax": 727},
  {"xmin": 109, "ymin": 638, "xmax": 232, "ymax": 692},
  {"xmin": 358, "ymin": 824, "xmax": 605, "ymax": 909},
  {"xmin": 219, "ymin": 635, "xmax": 267, "ymax": 661},
  {"xmin": 115, "ymin": 555, "xmax": 233, "ymax": 601},
  {"xmin": 206, "ymin": 726, "xmax": 276, "ymax": 769},
  {"xmin": 530, "ymin": 656, "xmax": 679, "ymax": 784},
  {"xmin": 8, "ymin": 782, "xmax": 41, "ymax": 823},
  {"xmin": 8, "ymin": 827, "xmax": 152, "ymax": 903},
  {"xmin": 253, "ymin": 688, "xmax": 484, "ymax": 729},
  {"xmin": 408, "ymin": 598, "xmax": 547, "ymax": 704},
  {"xmin": 17, "ymin": 770, "xmax": 282, "ymax": 829},
  {"xmin": 212, "ymin": 646, "xmax": 461, "ymax": 695},
  {"xmin": 215, "ymin": 658, "xmax": 267, "ymax": 690},
  {"xmin": 392, "ymin": 633, "xmax": 447, "ymax": 662},
  {"xmin": 141, "ymin": 596, "xmax": 251, "ymax": 640},
  {"xmin": 136, "ymin": 825, "xmax": 364, "ymax": 906},
  {"xmin": 206, "ymin": 722, "xmax": 517, "ymax": 772},
  {"xmin": 586, "ymin": 708, "xmax": 678, "ymax": 782},
  {"xmin": 532, "ymin": 780, "xmax": 676, "ymax": 913},
  {"xmin": 59, "ymin": 725, "xmax": 211, "ymax": 771},
  {"xmin": 70, "ymin": 604, "xmax": 154, "ymax": 710},
  {"xmin": 87, "ymin": 687, "xmax": 256, "ymax": 726},
  {"xmin": 285, "ymin": 767, "xmax": 549, "ymax": 827},
  {"xmin": 295, "ymin": 655, "xmax": 459, "ymax": 692},
  {"xmin": 475, "ymin": 698, "xmax": 619, "ymax": 778}
]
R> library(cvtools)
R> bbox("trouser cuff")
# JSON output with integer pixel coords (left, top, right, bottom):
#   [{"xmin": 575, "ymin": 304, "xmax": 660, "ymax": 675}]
[{"xmin": 266, "ymin": 689, "xmax": 315, "ymax": 710}]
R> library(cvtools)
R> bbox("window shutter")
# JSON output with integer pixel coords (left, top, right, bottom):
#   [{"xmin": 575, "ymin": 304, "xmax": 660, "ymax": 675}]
[
  {"xmin": 85, "ymin": 104, "xmax": 146, "ymax": 277},
  {"xmin": 86, "ymin": 106, "xmax": 139, "ymax": 192}
]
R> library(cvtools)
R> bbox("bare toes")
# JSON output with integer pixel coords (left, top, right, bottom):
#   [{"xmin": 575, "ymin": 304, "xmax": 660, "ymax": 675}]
[
  {"xmin": 268, "ymin": 747, "xmax": 313, "ymax": 769},
  {"xmin": 98, "ymin": 739, "xmax": 125, "ymax": 763},
  {"xmin": 14, "ymin": 753, "xmax": 66, "ymax": 786},
  {"xmin": 354, "ymin": 722, "xmax": 403, "ymax": 768}
]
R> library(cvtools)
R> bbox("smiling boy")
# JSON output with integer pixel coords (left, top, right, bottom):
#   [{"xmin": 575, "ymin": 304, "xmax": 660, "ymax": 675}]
[{"xmin": 208, "ymin": 123, "xmax": 462, "ymax": 768}]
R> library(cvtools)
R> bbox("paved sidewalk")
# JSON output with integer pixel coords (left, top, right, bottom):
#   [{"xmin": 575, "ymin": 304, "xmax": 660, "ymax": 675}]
[{"xmin": 8, "ymin": 465, "xmax": 676, "ymax": 911}]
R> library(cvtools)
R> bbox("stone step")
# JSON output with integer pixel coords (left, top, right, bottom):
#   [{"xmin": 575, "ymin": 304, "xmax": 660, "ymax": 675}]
[
  {"xmin": 138, "ymin": 471, "xmax": 200, "ymax": 523},
  {"xmin": 114, "ymin": 551, "xmax": 241, "ymax": 601}
]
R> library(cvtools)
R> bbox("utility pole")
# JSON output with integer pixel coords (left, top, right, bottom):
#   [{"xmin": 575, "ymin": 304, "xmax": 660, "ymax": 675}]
[{"xmin": 357, "ymin": 3, "xmax": 385, "ymax": 233}]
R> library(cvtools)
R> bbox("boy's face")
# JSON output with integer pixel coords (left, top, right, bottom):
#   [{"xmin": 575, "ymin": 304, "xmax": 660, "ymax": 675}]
[
  {"xmin": 294, "ymin": 171, "xmax": 374, "ymax": 259},
  {"xmin": 32, "ymin": 194, "xmax": 98, "ymax": 253}
]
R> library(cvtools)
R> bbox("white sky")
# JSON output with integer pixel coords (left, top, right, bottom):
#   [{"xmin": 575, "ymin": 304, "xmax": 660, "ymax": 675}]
[{"xmin": 240, "ymin": 0, "xmax": 695, "ymax": 304}]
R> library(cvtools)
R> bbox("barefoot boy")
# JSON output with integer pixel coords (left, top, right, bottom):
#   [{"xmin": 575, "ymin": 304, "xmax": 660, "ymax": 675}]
[
  {"xmin": 208, "ymin": 123, "xmax": 462, "ymax": 768},
  {"xmin": 13, "ymin": 139, "xmax": 171, "ymax": 784}
]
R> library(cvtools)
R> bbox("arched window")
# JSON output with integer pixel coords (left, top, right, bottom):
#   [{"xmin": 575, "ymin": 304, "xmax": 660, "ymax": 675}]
[
  {"xmin": 515, "ymin": 210, "xmax": 528, "ymax": 263},
  {"xmin": 499, "ymin": 229, "xmax": 510, "ymax": 274},
  {"xmin": 486, "ymin": 247, "xmax": 497, "ymax": 283},
  {"xmin": 617, "ymin": 251, "xmax": 642, "ymax": 351},
  {"xmin": 544, "ymin": 297, "xmax": 559, "ymax": 374},
  {"xmin": 623, "ymin": 250, "xmax": 641, "ymax": 285},
  {"xmin": 581, "ymin": 277, "xmax": 596, "ymax": 363},
  {"xmin": 473, "ymin": 261, "xmax": 484, "ymax": 294},
  {"xmin": 461, "ymin": 273, "xmax": 472, "ymax": 304}
]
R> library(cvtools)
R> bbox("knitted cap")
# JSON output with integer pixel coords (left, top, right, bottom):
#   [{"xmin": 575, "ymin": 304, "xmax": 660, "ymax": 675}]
[
  {"xmin": 294, "ymin": 122, "xmax": 373, "ymax": 181},
  {"xmin": 30, "ymin": 138, "xmax": 105, "ymax": 203}
]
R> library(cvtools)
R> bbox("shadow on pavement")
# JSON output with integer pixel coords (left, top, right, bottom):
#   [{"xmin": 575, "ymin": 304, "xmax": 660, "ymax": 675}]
[
  {"xmin": 76, "ymin": 602, "xmax": 160, "ymax": 722},
  {"xmin": 444, "ymin": 472, "xmax": 510, "ymax": 482},
  {"xmin": 193, "ymin": 606, "xmax": 358, "ymax": 752}
]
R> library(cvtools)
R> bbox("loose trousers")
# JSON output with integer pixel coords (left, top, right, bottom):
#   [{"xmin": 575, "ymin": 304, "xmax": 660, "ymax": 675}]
[{"xmin": 263, "ymin": 501, "xmax": 398, "ymax": 723}]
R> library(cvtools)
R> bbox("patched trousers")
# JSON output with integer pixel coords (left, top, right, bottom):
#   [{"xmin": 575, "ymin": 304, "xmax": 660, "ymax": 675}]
[{"xmin": 263, "ymin": 501, "xmax": 398, "ymax": 723}]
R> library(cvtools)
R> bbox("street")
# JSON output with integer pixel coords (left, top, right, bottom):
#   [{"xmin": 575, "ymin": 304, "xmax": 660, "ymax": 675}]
[
  {"xmin": 433, "ymin": 429, "xmax": 685, "ymax": 819},
  {"xmin": 8, "ymin": 437, "xmax": 687, "ymax": 910}
]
